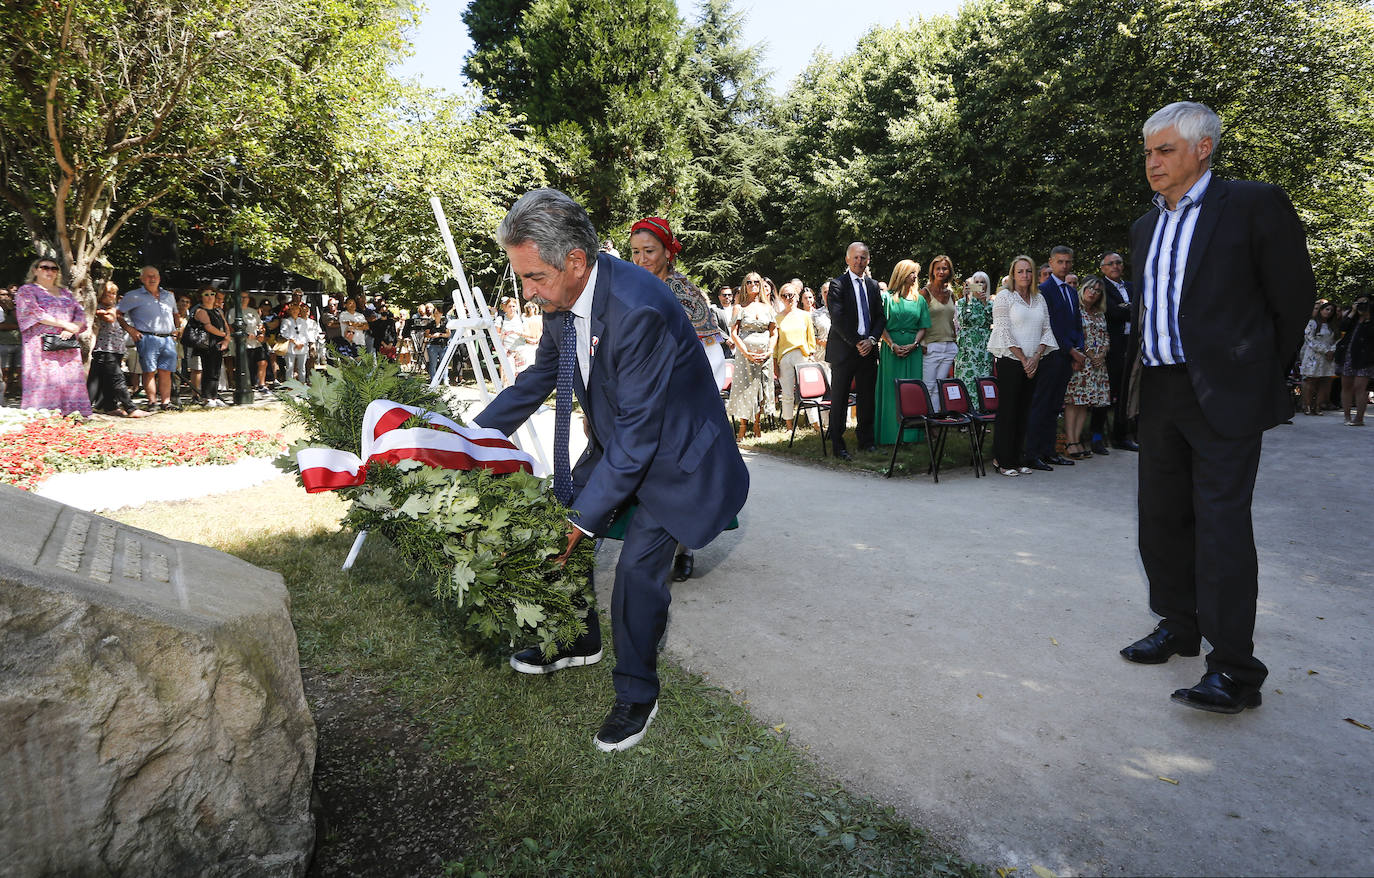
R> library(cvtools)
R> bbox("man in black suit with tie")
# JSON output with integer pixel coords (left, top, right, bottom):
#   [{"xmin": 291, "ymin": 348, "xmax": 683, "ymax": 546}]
[
  {"xmin": 1093, "ymin": 251, "xmax": 1138, "ymax": 453},
  {"xmin": 826, "ymin": 242, "xmax": 886, "ymax": 459},
  {"xmin": 1118, "ymin": 102, "xmax": 1312, "ymax": 714},
  {"xmin": 1023, "ymin": 246, "xmax": 1085, "ymax": 470}
]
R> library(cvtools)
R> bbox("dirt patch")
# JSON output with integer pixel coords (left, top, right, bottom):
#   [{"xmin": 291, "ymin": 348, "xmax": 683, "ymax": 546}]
[{"xmin": 304, "ymin": 670, "xmax": 480, "ymax": 877}]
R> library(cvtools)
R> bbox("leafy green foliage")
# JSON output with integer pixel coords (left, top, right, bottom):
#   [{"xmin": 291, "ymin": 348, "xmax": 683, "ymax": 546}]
[
  {"xmin": 675, "ymin": 0, "xmax": 779, "ymax": 291},
  {"xmin": 463, "ymin": 0, "xmax": 698, "ymax": 230},
  {"xmin": 343, "ymin": 463, "xmax": 596, "ymax": 655},
  {"xmin": 277, "ymin": 355, "xmax": 595, "ymax": 654},
  {"xmin": 277, "ymin": 355, "xmax": 453, "ymax": 457},
  {"xmin": 0, "ymin": 0, "xmax": 417, "ymax": 299},
  {"xmin": 758, "ymin": 0, "xmax": 1374, "ymax": 293}
]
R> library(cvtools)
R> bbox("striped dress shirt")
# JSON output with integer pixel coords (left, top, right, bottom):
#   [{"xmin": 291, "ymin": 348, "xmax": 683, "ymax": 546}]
[{"xmin": 1141, "ymin": 169, "xmax": 1212, "ymax": 366}]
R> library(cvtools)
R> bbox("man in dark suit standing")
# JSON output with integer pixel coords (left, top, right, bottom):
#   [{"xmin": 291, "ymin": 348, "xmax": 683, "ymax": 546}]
[
  {"xmin": 1023, "ymin": 246, "xmax": 1085, "ymax": 470},
  {"xmin": 475, "ymin": 189, "xmax": 750, "ymax": 750},
  {"xmin": 826, "ymin": 242, "xmax": 886, "ymax": 459},
  {"xmin": 1118, "ymin": 102, "xmax": 1312, "ymax": 714},
  {"xmin": 1094, "ymin": 251, "xmax": 1138, "ymax": 453}
]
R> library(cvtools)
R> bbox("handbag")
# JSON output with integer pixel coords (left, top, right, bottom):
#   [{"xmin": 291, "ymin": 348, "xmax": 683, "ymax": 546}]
[
  {"xmin": 180, "ymin": 313, "xmax": 213, "ymax": 353},
  {"xmin": 41, "ymin": 333, "xmax": 79, "ymax": 352}
]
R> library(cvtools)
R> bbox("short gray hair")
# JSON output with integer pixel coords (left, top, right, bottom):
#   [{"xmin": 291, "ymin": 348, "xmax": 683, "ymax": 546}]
[
  {"xmin": 1143, "ymin": 101, "xmax": 1222, "ymax": 152},
  {"xmin": 496, "ymin": 188, "xmax": 599, "ymax": 270}
]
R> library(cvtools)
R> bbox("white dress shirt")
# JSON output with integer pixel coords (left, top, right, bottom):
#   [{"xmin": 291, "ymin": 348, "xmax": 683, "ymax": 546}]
[
  {"xmin": 850, "ymin": 273, "xmax": 871, "ymax": 338},
  {"xmin": 566, "ymin": 260, "xmax": 598, "ymax": 387}
]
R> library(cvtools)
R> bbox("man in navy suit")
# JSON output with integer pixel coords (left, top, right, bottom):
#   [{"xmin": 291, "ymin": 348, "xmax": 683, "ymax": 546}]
[
  {"xmin": 825, "ymin": 242, "xmax": 887, "ymax": 459},
  {"xmin": 1118, "ymin": 102, "xmax": 1312, "ymax": 714},
  {"xmin": 1023, "ymin": 246, "xmax": 1085, "ymax": 470},
  {"xmin": 474, "ymin": 189, "xmax": 749, "ymax": 751},
  {"xmin": 1094, "ymin": 250, "xmax": 1138, "ymax": 453}
]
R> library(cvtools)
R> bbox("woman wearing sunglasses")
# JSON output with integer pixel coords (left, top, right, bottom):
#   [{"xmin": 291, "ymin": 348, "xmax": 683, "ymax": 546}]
[{"xmin": 14, "ymin": 258, "xmax": 91, "ymax": 416}]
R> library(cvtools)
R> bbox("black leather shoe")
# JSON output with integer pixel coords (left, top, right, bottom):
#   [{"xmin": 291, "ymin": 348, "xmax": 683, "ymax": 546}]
[
  {"xmin": 1120, "ymin": 624, "xmax": 1201, "ymax": 664},
  {"xmin": 1113, "ymin": 439, "xmax": 1140, "ymax": 452},
  {"xmin": 1024, "ymin": 458, "xmax": 1053, "ymax": 472},
  {"xmin": 672, "ymin": 551, "xmax": 694, "ymax": 582},
  {"xmin": 510, "ymin": 642, "xmax": 603, "ymax": 674},
  {"xmin": 1047, "ymin": 454, "xmax": 1075, "ymax": 466},
  {"xmin": 836, "ymin": 449, "xmax": 853, "ymax": 461},
  {"xmin": 1092, "ymin": 440, "xmax": 1110, "ymax": 455},
  {"xmin": 594, "ymin": 699, "xmax": 659, "ymax": 752},
  {"xmin": 1171, "ymin": 672, "xmax": 1262, "ymax": 714}
]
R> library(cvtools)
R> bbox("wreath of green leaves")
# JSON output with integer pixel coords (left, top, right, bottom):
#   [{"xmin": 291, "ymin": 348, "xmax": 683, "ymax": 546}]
[{"xmin": 277, "ymin": 356, "xmax": 595, "ymax": 655}]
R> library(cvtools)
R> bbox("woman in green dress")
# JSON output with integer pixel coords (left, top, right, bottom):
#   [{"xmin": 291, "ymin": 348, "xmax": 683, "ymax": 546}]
[
  {"xmin": 954, "ymin": 270, "xmax": 995, "ymax": 388},
  {"xmin": 875, "ymin": 259, "xmax": 931, "ymax": 445}
]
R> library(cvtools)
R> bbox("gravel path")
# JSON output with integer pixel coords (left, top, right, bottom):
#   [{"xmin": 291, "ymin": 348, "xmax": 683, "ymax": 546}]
[{"xmin": 596, "ymin": 412, "xmax": 1373, "ymax": 877}]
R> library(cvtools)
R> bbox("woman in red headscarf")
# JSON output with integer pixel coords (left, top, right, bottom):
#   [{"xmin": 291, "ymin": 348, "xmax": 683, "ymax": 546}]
[
  {"xmin": 629, "ymin": 216, "xmax": 728, "ymax": 582},
  {"xmin": 629, "ymin": 217, "xmax": 729, "ymax": 391}
]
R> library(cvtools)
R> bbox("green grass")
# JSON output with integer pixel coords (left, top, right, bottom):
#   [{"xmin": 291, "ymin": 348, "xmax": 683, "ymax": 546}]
[{"xmin": 227, "ymin": 525, "xmax": 984, "ymax": 877}]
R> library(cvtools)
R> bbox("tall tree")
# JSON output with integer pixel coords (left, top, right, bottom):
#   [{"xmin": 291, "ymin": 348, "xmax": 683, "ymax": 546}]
[
  {"xmin": 461, "ymin": 0, "xmax": 696, "ymax": 230},
  {"xmin": 0, "ymin": 0, "xmax": 417, "ymax": 301},
  {"xmin": 238, "ymin": 88, "xmax": 551, "ymax": 304},
  {"xmin": 762, "ymin": 0, "xmax": 1374, "ymax": 291},
  {"xmin": 676, "ymin": 0, "xmax": 778, "ymax": 290}
]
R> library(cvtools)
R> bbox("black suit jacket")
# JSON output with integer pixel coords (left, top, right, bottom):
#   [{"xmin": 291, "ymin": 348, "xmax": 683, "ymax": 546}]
[
  {"xmin": 824, "ymin": 274, "xmax": 886, "ymax": 366},
  {"xmin": 1103, "ymin": 277, "xmax": 1133, "ymax": 340},
  {"xmin": 1127, "ymin": 177, "xmax": 1313, "ymax": 437}
]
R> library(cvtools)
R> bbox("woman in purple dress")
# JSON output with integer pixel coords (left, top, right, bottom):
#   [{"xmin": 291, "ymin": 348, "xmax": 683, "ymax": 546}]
[{"xmin": 14, "ymin": 258, "xmax": 91, "ymax": 416}]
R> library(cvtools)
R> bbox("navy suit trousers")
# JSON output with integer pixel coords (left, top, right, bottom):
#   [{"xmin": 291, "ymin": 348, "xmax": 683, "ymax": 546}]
[{"xmin": 601, "ymin": 502, "xmax": 679, "ymax": 704}]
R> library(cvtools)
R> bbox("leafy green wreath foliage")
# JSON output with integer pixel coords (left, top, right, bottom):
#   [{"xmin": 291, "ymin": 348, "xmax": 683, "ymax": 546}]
[{"xmin": 277, "ymin": 356, "xmax": 596, "ymax": 655}]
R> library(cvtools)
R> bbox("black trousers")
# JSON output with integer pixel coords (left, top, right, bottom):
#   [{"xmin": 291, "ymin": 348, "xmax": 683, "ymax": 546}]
[
  {"xmin": 1025, "ymin": 348, "xmax": 1071, "ymax": 460},
  {"xmin": 992, "ymin": 357, "xmax": 1035, "ymax": 468},
  {"xmin": 1137, "ymin": 366, "xmax": 1267, "ymax": 688},
  {"xmin": 201, "ymin": 347, "xmax": 223, "ymax": 399},
  {"xmin": 827, "ymin": 351, "xmax": 878, "ymax": 452},
  {"xmin": 1091, "ymin": 332, "xmax": 1134, "ymax": 442},
  {"xmin": 87, "ymin": 350, "xmax": 135, "ymax": 412}
]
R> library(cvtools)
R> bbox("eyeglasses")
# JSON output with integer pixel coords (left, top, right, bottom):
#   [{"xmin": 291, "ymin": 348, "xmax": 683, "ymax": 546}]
[
  {"xmin": 1101, "ymin": 260, "xmax": 1123, "ymax": 266},
  {"xmin": 37, "ymin": 265, "xmax": 58, "ymax": 272},
  {"xmin": 746, "ymin": 280, "xmax": 761, "ymax": 285}
]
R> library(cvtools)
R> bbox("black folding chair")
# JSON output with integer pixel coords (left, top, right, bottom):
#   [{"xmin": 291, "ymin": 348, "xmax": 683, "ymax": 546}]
[{"xmin": 789, "ymin": 361, "xmax": 832, "ymax": 455}]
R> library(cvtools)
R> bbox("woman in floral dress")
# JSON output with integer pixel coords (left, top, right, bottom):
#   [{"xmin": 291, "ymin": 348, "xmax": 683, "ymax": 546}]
[
  {"xmin": 1298, "ymin": 300, "xmax": 1338, "ymax": 415},
  {"xmin": 1064, "ymin": 276, "xmax": 1110, "ymax": 459},
  {"xmin": 726, "ymin": 275, "xmax": 777, "ymax": 440},
  {"xmin": 954, "ymin": 271, "xmax": 994, "ymax": 389},
  {"xmin": 14, "ymin": 258, "xmax": 91, "ymax": 416}
]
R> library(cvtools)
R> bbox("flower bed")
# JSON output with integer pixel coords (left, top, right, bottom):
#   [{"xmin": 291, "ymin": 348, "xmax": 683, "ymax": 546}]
[{"xmin": 0, "ymin": 414, "xmax": 286, "ymax": 491}]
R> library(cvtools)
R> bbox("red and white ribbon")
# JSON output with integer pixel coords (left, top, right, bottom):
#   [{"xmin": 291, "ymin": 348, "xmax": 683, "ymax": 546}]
[{"xmin": 298, "ymin": 399, "xmax": 533, "ymax": 493}]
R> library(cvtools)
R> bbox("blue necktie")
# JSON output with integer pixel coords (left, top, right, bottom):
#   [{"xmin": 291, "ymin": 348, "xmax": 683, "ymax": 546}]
[
  {"xmin": 553, "ymin": 311, "xmax": 576, "ymax": 505},
  {"xmin": 855, "ymin": 276, "xmax": 870, "ymax": 336}
]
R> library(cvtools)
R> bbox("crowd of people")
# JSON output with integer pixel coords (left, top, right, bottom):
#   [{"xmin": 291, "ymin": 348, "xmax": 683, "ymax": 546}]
[
  {"xmin": 4, "ymin": 251, "xmax": 1370, "ymax": 450},
  {"xmin": 0, "ymin": 262, "xmax": 475, "ymax": 417},
  {"xmin": 645, "ymin": 239, "xmax": 1143, "ymax": 474},
  {"xmin": 616, "ymin": 232, "xmax": 1372, "ymax": 479}
]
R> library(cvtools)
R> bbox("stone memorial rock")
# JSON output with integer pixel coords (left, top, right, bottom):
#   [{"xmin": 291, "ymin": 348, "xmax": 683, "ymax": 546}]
[{"xmin": 0, "ymin": 485, "xmax": 316, "ymax": 877}]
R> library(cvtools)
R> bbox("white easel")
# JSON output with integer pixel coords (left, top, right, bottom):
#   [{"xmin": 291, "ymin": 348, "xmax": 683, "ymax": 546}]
[{"xmin": 340, "ymin": 197, "xmax": 550, "ymax": 571}]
